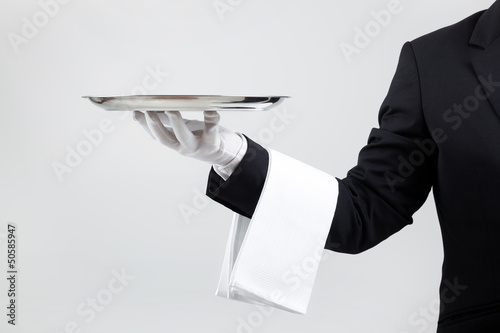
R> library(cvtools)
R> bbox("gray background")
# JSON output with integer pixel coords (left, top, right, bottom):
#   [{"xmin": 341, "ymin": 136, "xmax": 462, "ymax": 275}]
[{"xmin": 0, "ymin": 0, "xmax": 493, "ymax": 332}]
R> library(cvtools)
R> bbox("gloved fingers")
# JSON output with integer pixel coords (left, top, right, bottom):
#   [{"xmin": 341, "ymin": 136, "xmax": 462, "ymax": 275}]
[
  {"xmin": 156, "ymin": 112, "xmax": 173, "ymax": 127},
  {"xmin": 202, "ymin": 110, "xmax": 220, "ymax": 141},
  {"xmin": 164, "ymin": 111, "xmax": 197, "ymax": 148},
  {"xmin": 159, "ymin": 111, "xmax": 204, "ymax": 133},
  {"xmin": 145, "ymin": 111, "xmax": 179, "ymax": 147},
  {"xmin": 133, "ymin": 111, "xmax": 155, "ymax": 140}
]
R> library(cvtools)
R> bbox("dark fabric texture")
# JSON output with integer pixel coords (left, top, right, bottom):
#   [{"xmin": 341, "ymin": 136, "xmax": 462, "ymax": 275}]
[{"xmin": 205, "ymin": 1, "xmax": 500, "ymax": 331}]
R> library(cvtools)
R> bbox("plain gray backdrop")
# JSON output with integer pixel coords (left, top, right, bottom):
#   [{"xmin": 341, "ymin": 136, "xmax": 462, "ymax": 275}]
[{"xmin": 0, "ymin": 0, "xmax": 494, "ymax": 332}]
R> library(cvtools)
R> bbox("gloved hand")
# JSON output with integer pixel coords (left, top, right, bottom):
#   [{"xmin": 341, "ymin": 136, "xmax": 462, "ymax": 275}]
[{"xmin": 133, "ymin": 110, "xmax": 247, "ymax": 179}]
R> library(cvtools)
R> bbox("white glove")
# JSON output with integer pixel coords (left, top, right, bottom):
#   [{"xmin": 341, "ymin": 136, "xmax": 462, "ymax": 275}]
[{"xmin": 133, "ymin": 110, "xmax": 247, "ymax": 179}]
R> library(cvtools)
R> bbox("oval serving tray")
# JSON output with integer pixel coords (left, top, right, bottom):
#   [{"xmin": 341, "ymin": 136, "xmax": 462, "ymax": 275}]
[{"xmin": 82, "ymin": 95, "xmax": 289, "ymax": 112}]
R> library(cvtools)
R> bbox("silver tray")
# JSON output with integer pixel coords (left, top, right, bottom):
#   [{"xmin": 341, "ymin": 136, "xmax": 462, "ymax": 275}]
[{"xmin": 82, "ymin": 95, "xmax": 289, "ymax": 111}]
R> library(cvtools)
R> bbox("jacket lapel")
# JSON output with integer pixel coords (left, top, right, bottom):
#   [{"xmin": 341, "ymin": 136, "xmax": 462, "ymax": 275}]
[{"xmin": 470, "ymin": 1, "xmax": 500, "ymax": 121}]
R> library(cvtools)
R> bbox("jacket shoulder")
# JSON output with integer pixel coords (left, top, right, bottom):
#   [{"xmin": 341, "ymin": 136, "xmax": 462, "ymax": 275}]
[{"xmin": 410, "ymin": 10, "xmax": 485, "ymax": 53}]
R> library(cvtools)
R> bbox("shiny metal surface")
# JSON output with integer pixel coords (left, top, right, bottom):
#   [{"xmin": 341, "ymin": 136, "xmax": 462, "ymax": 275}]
[{"xmin": 82, "ymin": 95, "xmax": 289, "ymax": 111}]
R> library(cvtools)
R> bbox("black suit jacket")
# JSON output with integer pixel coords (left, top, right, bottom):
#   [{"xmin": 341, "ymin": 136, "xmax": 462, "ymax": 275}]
[{"xmin": 206, "ymin": 2, "xmax": 500, "ymax": 331}]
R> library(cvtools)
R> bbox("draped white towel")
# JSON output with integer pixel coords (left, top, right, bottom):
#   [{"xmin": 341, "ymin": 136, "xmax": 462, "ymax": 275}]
[{"xmin": 215, "ymin": 148, "xmax": 339, "ymax": 314}]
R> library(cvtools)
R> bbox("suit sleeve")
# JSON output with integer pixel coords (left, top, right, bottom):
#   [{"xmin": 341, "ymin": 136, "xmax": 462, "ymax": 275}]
[{"xmin": 206, "ymin": 41, "xmax": 437, "ymax": 254}]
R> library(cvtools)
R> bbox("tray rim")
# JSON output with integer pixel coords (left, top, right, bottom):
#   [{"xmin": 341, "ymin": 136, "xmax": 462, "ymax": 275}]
[
  {"xmin": 82, "ymin": 94, "xmax": 291, "ymax": 99},
  {"xmin": 82, "ymin": 95, "xmax": 290, "ymax": 111}
]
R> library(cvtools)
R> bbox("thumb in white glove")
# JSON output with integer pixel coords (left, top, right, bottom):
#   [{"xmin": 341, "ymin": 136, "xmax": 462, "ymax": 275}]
[{"xmin": 133, "ymin": 110, "xmax": 247, "ymax": 179}]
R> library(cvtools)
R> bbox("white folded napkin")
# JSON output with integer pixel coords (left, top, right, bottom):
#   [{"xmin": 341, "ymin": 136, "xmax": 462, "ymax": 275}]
[{"xmin": 216, "ymin": 148, "xmax": 339, "ymax": 314}]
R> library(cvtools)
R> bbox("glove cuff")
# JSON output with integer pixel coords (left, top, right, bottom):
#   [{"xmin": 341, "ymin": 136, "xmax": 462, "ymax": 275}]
[{"xmin": 213, "ymin": 133, "xmax": 248, "ymax": 180}]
